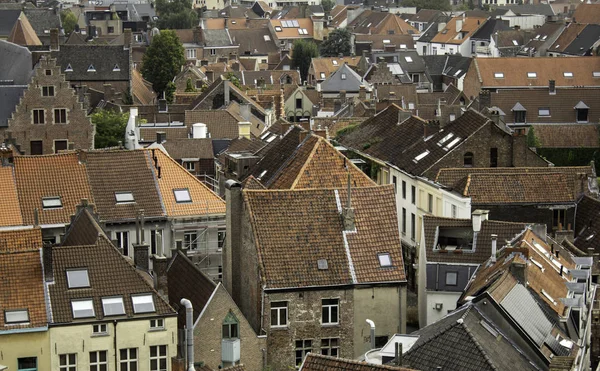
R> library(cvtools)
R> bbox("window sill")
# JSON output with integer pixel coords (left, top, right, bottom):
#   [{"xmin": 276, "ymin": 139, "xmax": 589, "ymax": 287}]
[
  {"xmin": 270, "ymin": 326, "xmax": 289, "ymax": 331},
  {"xmin": 91, "ymin": 332, "xmax": 110, "ymax": 337},
  {"xmin": 321, "ymin": 323, "xmax": 339, "ymax": 327},
  {"xmin": 149, "ymin": 327, "xmax": 166, "ymax": 332}
]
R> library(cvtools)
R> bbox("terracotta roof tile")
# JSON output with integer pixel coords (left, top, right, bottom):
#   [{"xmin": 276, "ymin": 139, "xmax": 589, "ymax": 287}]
[
  {"xmin": 49, "ymin": 235, "xmax": 175, "ymax": 324},
  {"xmin": 244, "ymin": 185, "xmax": 405, "ymax": 289},
  {"xmin": 572, "ymin": 3, "xmax": 600, "ymax": 24},
  {"xmin": 161, "ymin": 138, "xmax": 214, "ymax": 160},
  {"xmin": 431, "ymin": 17, "xmax": 487, "ymax": 44},
  {"xmin": 311, "ymin": 57, "xmax": 363, "ymax": 81},
  {"xmin": 301, "ymin": 353, "xmax": 414, "ymax": 370},
  {"xmin": 533, "ymin": 125, "xmax": 599, "ymax": 148},
  {"xmin": 0, "ymin": 166, "xmax": 23, "ymax": 227},
  {"xmin": 0, "ymin": 249, "xmax": 47, "ymax": 330},
  {"xmin": 14, "ymin": 153, "xmax": 95, "ymax": 225},
  {"xmin": 0, "ymin": 228, "xmax": 42, "ymax": 252},
  {"xmin": 152, "ymin": 148, "xmax": 225, "ymax": 217},
  {"xmin": 270, "ymin": 18, "xmax": 313, "ymax": 39},
  {"xmin": 184, "ymin": 110, "xmax": 241, "ymax": 139},
  {"xmin": 139, "ymin": 127, "xmax": 190, "ymax": 142}
]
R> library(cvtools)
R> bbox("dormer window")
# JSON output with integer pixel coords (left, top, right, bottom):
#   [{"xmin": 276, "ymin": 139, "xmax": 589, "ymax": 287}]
[
  {"xmin": 512, "ymin": 102, "xmax": 527, "ymax": 123},
  {"xmin": 5, "ymin": 309, "xmax": 29, "ymax": 324},
  {"xmin": 113, "ymin": 64, "xmax": 120, "ymax": 72},
  {"xmin": 115, "ymin": 192, "xmax": 134, "ymax": 204},
  {"xmin": 378, "ymin": 253, "xmax": 392, "ymax": 267},
  {"xmin": 173, "ymin": 188, "xmax": 192, "ymax": 203},
  {"xmin": 65, "ymin": 64, "xmax": 73, "ymax": 72},
  {"xmin": 87, "ymin": 64, "xmax": 96, "ymax": 73},
  {"xmin": 575, "ymin": 101, "xmax": 589, "ymax": 123},
  {"xmin": 102, "ymin": 297, "xmax": 125, "ymax": 316},
  {"xmin": 131, "ymin": 294, "xmax": 155, "ymax": 313},
  {"xmin": 42, "ymin": 196, "xmax": 62, "ymax": 209},
  {"xmin": 72, "ymin": 299, "xmax": 95, "ymax": 318},
  {"xmin": 67, "ymin": 269, "xmax": 90, "ymax": 288}
]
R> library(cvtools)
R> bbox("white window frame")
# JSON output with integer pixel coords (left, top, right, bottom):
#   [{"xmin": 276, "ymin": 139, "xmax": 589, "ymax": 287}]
[
  {"xmin": 42, "ymin": 196, "xmax": 62, "ymax": 209},
  {"xmin": 5, "ymin": 309, "xmax": 29, "ymax": 324},
  {"xmin": 173, "ymin": 188, "xmax": 192, "ymax": 203},
  {"xmin": 150, "ymin": 318, "xmax": 165, "ymax": 329},
  {"xmin": 115, "ymin": 231, "xmax": 130, "ymax": 257},
  {"xmin": 183, "ymin": 231, "xmax": 198, "ymax": 250},
  {"xmin": 270, "ymin": 301, "xmax": 288, "ymax": 328},
  {"xmin": 115, "ymin": 192, "xmax": 135, "ymax": 204},
  {"xmin": 131, "ymin": 294, "xmax": 155, "ymax": 314},
  {"xmin": 321, "ymin": 298, "xmax": 339, "ymax": 325},
  {"xmin": 295, "ymin": 339, "xmax": 312, "ymax": 366},
  {"xmin": 102, "ymin": 297, "xmax": 125, "ymax": 316},
  {"xmin": 59, "ymin": 353, "xmax": 76, "ymax": 371},
  {"xmin": 71, "ymin": 299, "xmax": 95, "ymax": 318},
  {"xmin": 67, "ymin": 269, "xmax": 90, "ymax": 288},
  {"xmin": 184, "ymin": 161, "xmax": 195, "ymax": 172},
  {"xmin": 149, "ymin": 345, "xmax": 168, "ymax": 371},
  {"xmin": 186, "ymin": 48, "xmax": 196, "ymax": 59},
  {"xmin": 378, "ymin": 253, "xmax": 392, "ymax": 267},
  {"xmin": 93, "ymin": 323, "xmax": 108, "ymax": 335}
]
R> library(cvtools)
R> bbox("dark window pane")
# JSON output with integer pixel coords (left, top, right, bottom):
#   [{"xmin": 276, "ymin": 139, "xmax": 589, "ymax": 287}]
[
  {"xmin": 151, "ymin": 346, "xmax": 157, "ymax": 357},
  {"xmin": 60, "ymin": 354, "xmax": 66, "ymax": 365},
  {"xmin": 231, "ymin": 324, "xmax": 238, "ymax": 338},
  {"xmin": 100, "ymin": 365, "xmax": 107, "ymax": 371},
  {"xmin": 69, "ymin": 354, "xmax": 76, "ymax": 363},
  {"xmin": 160, "ymin": 345, "xmax": 167, "ymax": 356},
  {"xmin": 131, "ymin": 349, "xmax": 137, "ymax": 358},
  {"xmin": 151, "ymin": 360, "xmax": 157, "ymax": 369},
  {"xmin": 100, "ymin": 351, "xmax": 106, "ymax": 362},
  {"xmin": 331, "ymin": 306, "xmax": 338, "ymax": 322},
  {"xmin": 120, "ymin": 349, "xmax": 127, "ymax": 359},
  {"xmin": 160, "ymin": 359, "xmax": 167, "ymax": 368}
]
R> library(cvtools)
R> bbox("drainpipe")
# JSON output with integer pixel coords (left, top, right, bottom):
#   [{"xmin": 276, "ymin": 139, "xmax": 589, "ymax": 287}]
[
  {"xmin": 366, "ymin": 319, "xmax": 375, "ymax": 349},
  {"xmin": 180, "ymin": 298, "xmax": 194, "ymax": 371}
]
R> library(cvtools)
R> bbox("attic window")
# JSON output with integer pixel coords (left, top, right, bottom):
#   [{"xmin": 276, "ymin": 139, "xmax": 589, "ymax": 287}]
[
  {"xmin": 383, "ymin": 39, "xmax": 390, "ymax": 44},
  {"xmin": 527, "ymin": 72, "xmax": 538, "ymax": 78},
  {"xmin": 541, "ymin": 35, "xmax": 547, "ymax": 40},
  {"xmin": 454, "ymin": 69, "xmax": 462, "ymax": 77},
  {"xmin": 42, "ymin": 196, "xmax": 62, "ymax": 209},
  {"xmin": 113, "ymin": 64, "xmax": 120, "ymax": 72},
  {"xmin": 341, "ymin": 73, "xmax": 347, "ymax": 80},
  {"xmin": 378, "ymin": 253, "xmax": 392, "ymax": 267},
  {"xmin": 71, "ymin": 299, "xmax": 95, "ymax": 318},
  {"xmin": 494, "ymin": 72, "xmax": 504, "ymax": 79},
  {"xmin": 173, "ymin": 188, "xmax": 192, "ymax": 203},
  {"xmin": 399, "ymin": 44, "xmax": 407, "ymax": 49},
  {"xmin": 320, "ymin": 72, "xmax": 326, "ymax": 79},
  {"xmin": 511, "ymin": 40, "xmax": 518, "ymax": 46},
  {"xmin": 444, "ymin": 137, "xmax": 461, "ymax": 150},
  {"xmin": 317, "ymin": 259, "xmax": 328, "ymax": 270},
  {"xmin": 538, "ymin": 108, "xmax": 551, "ymax": 117},
  {"xmin": 437, "ymin": 133, "xmax": 454, "ymax": 146},
  {"xmin": 102, "ymin": 297, "xmax": 125, "ymax": 316},
  {"xmin": 593, "ymin": 72, "xmax": 600, "ymax": 78},
  {"xmin": 404, "ymin": 56, "xmax": 413, "ymax": 63},
  {"xmin": 115, "ymin": 192, "xmax": 135, "ymax": 204},
  {"xmin": 534, "ymin": 34, "xmax": 540, "ymax": 40},
  {"xmin": 67, "ymin": 269, "xmax": 90, "ymax": 288},
  {"xmin": 275, "ymin": 26, "xmax": 282, "ymax": 32},
  {"xmin": 265, "ymin": 134, "xmax": 277, "ymax": 143},
  {"xmin": 541, "ymin": 289, "xmax": 557, "ymax": 305},
  {"xmin": 563, "ymin": 72, "xmax": 573, "ymax": 78},
  {"xmin": 5, "ymin": 309, "xmax": 29, "ymax": 324},
  {"xmin": 65, "ymin": 64, "xmax": 73, "ymax": 72},
  {"xmin": 264, "ymin": 35, "xmax": 271, "ymax": 41},
  {"xmin": 413, "ymin": 150, "xmax": 430, "ymax": 162},
  {"xmin": 87, "ymin": 64, "xmax": 96, "ymax": 73},
  {"xmin": 131, "ymin": 294, "xmax": 155, "ymax": 313},
  {"xmin": 332, "ymin": 60, "xmax": 338, "ymax": 66}
]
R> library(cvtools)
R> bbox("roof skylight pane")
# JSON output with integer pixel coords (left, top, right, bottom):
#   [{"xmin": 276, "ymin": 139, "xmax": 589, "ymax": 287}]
[
  {"xmin": 42, "ymin": 197, "xmax": 62, "ymax": 209},
  {"xmin": 332, "ymin": 60, "xmax": 338, "ymax": 65},
  {"xmin": 538, "ymin": 108, "xmax": 550, "ymax": 116},
  {"xmin": 275, "ymin": 26, "xmax": 282, "ymax": 32},
  {"xmin": 72, "ymin": 299, "xmax": 95, "ymax": 318},
  {"xmin": 593, "ymin": 72, "xmax": 600, "ymax": 77},
  {"xmin": 67, "ymin": 269, "xmax": 90, "ymax": 288},
  {"xmin": 511, "ymin": 40, "xmax": 518, "ymax": 46},
  {"xmin": 102, "ymin": 297, "xmax": 125, "ymax": 316},
  {"xmin": 454, "ymin": 69, "xmax": 462, "ymax": 76},
  {"xmin": 445, "ymin": 137, "xmax": 461, "ymax": 150},
  {"xmin": 563, "ymin": 72, "xmax": 573, "ymax": 78},
  {"xmin": 115, "ymin": 192, "xmax": 135, "ymax": 204},
  {"xmin": 317, "ymin": 259, "xmax": 328, "ymax": 270},
  {"xmin": 494, "ymin": 72, "xmax": 504, "ymax": 78},
  {"xmin": 173, "ymin": 188, "xmax": 192, "ymax": 203},
  {"xmin": 405, "ymin": 56, "xmax": 413, "ymax": 62},
  {"xmin": 437, "ymin": 133, "xmax": 454, "ymax": 146},
  {"xmin": 414, "ymin": 150, "xmax": 430, "ymax": 162},
  {"xmin": 132, "ymin": 294, "xmax": 155, "ymax": 313},
  {"xmin": 5, "ymin": 310, "xmax": 29, "ymax": 324},
  {"xmin": 292, "ymin": 20, "xmax": 299, "ymax": 27},
  {"xmin": 378, "ymin": 253, "xmax": 392, "ymax": 267},
  {"xmin": 527, "ymin": 72, "xmax": 537, "ymax": 78}
]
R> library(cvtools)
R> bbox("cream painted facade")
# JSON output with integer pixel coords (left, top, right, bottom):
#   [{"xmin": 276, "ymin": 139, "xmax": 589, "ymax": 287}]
[
  {"xmin": 353, "ymin": 286, "xmax": 407, "ymax": 357},
  {"xmin": 49, "ymin": 317, "xmax": 177, "ymax": 370},
  {"xmin": 0, "ymin": 330, "xmax": 50, "ymax": 370},
  {"xmin": 284, "ymin": 87, "xmax": 315, "ymax": 122}
]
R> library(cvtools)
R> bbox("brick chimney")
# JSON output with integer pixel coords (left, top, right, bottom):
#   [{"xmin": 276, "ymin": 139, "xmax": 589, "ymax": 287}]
[
  {"xmin": 123, "ymin": 28, "xmax": 132, "ymax": 50},
  {"xmin": 50, "ymin": 28, "xmax": 59, "ymax": 51},
  {"xmin": 134, "ymin": 244, "xmax": 150, "ymax": 272},
  {"xmin": 472, "ymin": 210, "xmax": 489, "ymax": 233},
  {"xmin": 193, "ymin": 26, "xmax": 202, "ymax": 44},
  {"xmin": 151, "ymin": 255, "xmax": 169, "ymax": 300},
  {"xmin": 43, "ymin": 244, "xmax": 53, "ymax": 282},
  {"xmin": 224, "ymin": 180, "xmax": 242, "ymax": 299}
]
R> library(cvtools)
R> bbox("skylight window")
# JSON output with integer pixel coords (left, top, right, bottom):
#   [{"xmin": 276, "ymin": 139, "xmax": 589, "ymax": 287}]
[
  {"xmin": 527, "ymin": 72, "xmax": 537, "ymax": 78},
  {"xmin": 511, "ymin": 40, "xmax": 518, "ymax": 46},
  {"xmin": 534, "ymin": 34, "xmax": 540, "ymax": 40},
  {"xmin": 5, "ymin": 309, "xmax": 29, "ymax": 324},
  {"xmin": 87, "ymin": 64, "xmax": 96, "ymax": 73},
  {"xmin": 542, "ymin": 35, "xmax": 547, "ymax": 40},
  {"xmin": 292, "ymin": 20, "xmax": 299, "ymax": 27},
  {"xmin": 563, "ymin": 72, "xmax": 573, "ymax": 78},
  {"xmin": 67, "ymin": 269, "xmax": 90, "ymax": 288},
  {"xmin": 264, "ymin": 35, "xmax": 271, "ymax": 41},
  {"xmin": 173, "ymin": 188, "xmax": 192, "ymax": 203},
  {"xmin": 399, "ymin": 44, "xmax": 407, "ymax": 49},
  {"xmin": 115, "ymin": 192, "xmax": 134, "ymax": 204},
  {"xmin": 341, "ymin": 73, "xmax": 347, "ymax": 80},
  {"xmin": 454, "ymin": 69, "xmax": 462, "ymax": 77},
  {"xmin": 113, "ymin": 64, "xmax": 120, "ymax": 72},
  {"xmin": 378, "ymin": 253, "xmax": 392, "ymax": 267},
  {"xmin": 444, "ymin": 137, "xmax": 461, "ymax": 150},
  {"xmin": 593, "ymin": 72, "xmax": 600, "ymax": 78},
  {"xmin": 383, "ymin": 39, "xmax": 390, "ymax": 44},
  {"xmin": 265, "ymin": 134, "xmax": 277, "ymax": 143},
  {"xmin": 494, "ymin": 72, "xmax": 504, "ymax": 79},
  {"xmin": 258, "ymin": 169, "xmax": 267, "ymax": 180},
  {"xmin": 332, "ymin": 60, "xmax": 338, "ymax": 65},
  {"xmin": 65, "ymin": 64, "xmax": 73, "ymax": 72},
  {"xmin": 320, "ymin": 72, "xmax": 326, "ymax": 79},
  {"xmin": 437, "ymin": 133, "xmax": 454, "ymax": 146},
  {"xmin": 317, "ymin": 259, "xmax": 328, "ymax": 270},
  {"xmin": 131, "ymin": 294, "xmax": 155, "ymax": 313},
  {"xmin": 405, "ymin": 56, "xmax": 413, "ymax": 63},
  {"xmin": 275, "ymin": 26, "xmax": 282, "ymax": 32},
  {"xmin": 538, "ymin": 108, "xmax": 551, "ymax": 117},
  {"xmin": 541, "ymin": 289, "xmax": 557, "ymax": 305},
  {"xmin": 72, "ymin": 299, "xmax": 95, "ymax": 318},
  {"xmin": 102, "ymin": 297, "xmax": 125, "ymax": 316},
  {"xmin": 413, "ymin": 150, "xmax": 430, "ymax": 162},
  {"xmin": 42, "ymin": 196, "xmax": 62, "ymax": 209}
]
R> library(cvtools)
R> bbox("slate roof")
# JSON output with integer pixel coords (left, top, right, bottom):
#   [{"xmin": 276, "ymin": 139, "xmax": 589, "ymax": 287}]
[
  {"xmin": 572, "ymin": 3, "xmax": 600, "ymax": 24},
  {"xmin": 85, "ymin": 150, "xmax": 165, "ymax": 221},
  {"xmin": 0, "ymin": 39, "xmax": 34, "ymax": 85},
  {"xmin": 523, "ymin": 21, "xmax": 564, "ymax": 54},
  {"xmin": 230, "ymin": 28, "xmax": 279, "ymax": 55},
  {"xmin": 0, "ymin": 248, "xmax": 47, "ymax": 330},
  {"xmin": 0, "ymin": 9, "xmax": 21, "ymax": 36},
  {"xmin": 7, "ymin": 12, "xmax": 41, "ymax": 46},
  {"xmin": 500, "ymin": 4, "xmax": 555, "ymax": 16},
  {"xmin": 404, "ymin": 302, "xmax": 540, "ymax": 371},
  {"xmin": 431, "ymin": 17, "xmax": 487, "ymax": 45},
  {"xmin": 422, "ymin": 215, "xmax": 529, "ymax": 264},
  {"xmin": 321, "ymin": 63, "xmax": 370, "ymax": 93},
  {"xmin": 573, "ymin": 195, "xmax": 600, "ymax": 252},
  {"xmin": 244, "ymin": 185, "xmax": 405, "ymax": 289},
  {"xmin": 301, "ymin": 354, "xmax": 414, "ymax": 370},
  {"xmin": 184, "ymin": 110, "xmax": 241, "ymax": 139},
  {"xmin": 14, "ymin": 153, "xmax": 95, "ymax": 226},
  {"xmin": 52, "ymin": 45, "xmax": 130, "ymax": 81},
  {"xmin": 406, "ymin": 9, "xmax": 442, "ymax": 24},
  {"xmin": 167, "ymin": 250, "xmax": 217, "ymax": 328},
  {"xmin": 472, "ymin": 57, "xmax": 600, "ymax": 88},
  {"xmin": 0, "ymin": 166, "xmax": 23, "ymax": 227},
  {"xmin": 161, "ymin": 138, "xmax": 214, "ymax": 161},
  {"xmin": 462, "ymin": 173, "xmax": 573, "ymax": 204},
  {"xmin": 23, "ymin": 8, "xmax": 61, "ymax": 36},
  {"xmin": 49, "ymin": 235, "xmax": 175, "ymax": 324},
  {"xmin": 471, "ymin": 18, "xmax": 511, "ymax": 40},
  {"xmin": 202, "ymin": 29, "xmax": 235, "ymax": 47},
  {"xmin": 550, "ymin": 24, "xmax": 600, "ymax": 56},
  {"xmin": 354, "ymin": 34, "xmax": 415, "ymax": 50}
]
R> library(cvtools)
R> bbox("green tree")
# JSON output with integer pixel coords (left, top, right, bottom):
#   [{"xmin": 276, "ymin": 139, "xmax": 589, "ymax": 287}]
[
  {"xmin": 141, "ymin": 30, "xmax": 185, "ymax": 97},
  {"xmin": 291, "ymin": 39, "xmax": 319, "ymax": 82},
  {"xmin": 185, "ymin": 78, "xmax": 197, "ymax": 92},
  {"xmin": 526, "ymin": 126, "xmax": 541, "ymax": 148},
  {"xmin": 319, "ymin": 28, "xmax": 352, "ymax": 57},
  {"xmin": 400, "ymin": 0, "xmax": 451, "ymax": 11},
  {"xmin": 61, "ymin": 10, "xmax": 78, "ymax": 35},
  {"xmin": 156, "ymin": 0, "xmax": 198, "ymax": 29},
  {"xmin": 92, "ymin": 110, "xmax": 129, "ymax": 148},
  {"xmin": 165, "ymin": 81, "xmax": 177, "ymax": 103},
  {"xmin": 224, "ymin": 72, "xmax": 242, "ymax": 89},
  {"xmin": 322, "ymin": 0, "xmax": 335, "ymax": 12}
]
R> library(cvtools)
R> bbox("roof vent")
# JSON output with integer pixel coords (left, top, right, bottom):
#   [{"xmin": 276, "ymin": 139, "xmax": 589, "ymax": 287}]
[{"xmin": 317, "ymin": 259, "xmax": 328, "ymax": 270}]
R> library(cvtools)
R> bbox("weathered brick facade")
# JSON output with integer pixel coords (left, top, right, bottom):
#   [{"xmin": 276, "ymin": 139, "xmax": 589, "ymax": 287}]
[{"xmin": 5, "ymin": 57, "xmax": 94, "ymax": 155}]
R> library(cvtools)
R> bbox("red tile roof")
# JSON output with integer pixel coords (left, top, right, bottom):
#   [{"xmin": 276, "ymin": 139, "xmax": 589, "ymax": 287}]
[
  {"xmin": 0, "ymin": 228, "xmax": 42, "ymax": 252},
  {"xmin": 301, "ymin": 353, "xmax": 414, "ymax": 370},
  {"xmin": 0, "ymin": 166, "xmax": 23, "ymax": 227}
]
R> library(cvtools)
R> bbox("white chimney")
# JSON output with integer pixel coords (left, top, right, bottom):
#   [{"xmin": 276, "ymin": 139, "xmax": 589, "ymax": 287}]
[
  {"xmin": 472, "ymin": 209, "xmax": 489, "ymax": 233},
  {"xmin": 456, "ymin": 19, "xmax": 463, "ymax": 33},
  {"xmin": 238, "ymin": 121, "xmax": 251, "ymax": 139},
  {"xmin": 125, "ymin": 107, "xmax": 140, "ymax": 150},
  {"xmin": 192, "ymin": 123, "xmax": 207, "ymax": 138},
  {"xmin": 491, "ymin": 234, "xmax": 498, "ymax": 263}
]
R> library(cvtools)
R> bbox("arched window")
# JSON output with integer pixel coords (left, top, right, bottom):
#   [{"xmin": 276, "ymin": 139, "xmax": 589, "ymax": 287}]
[
  {"xmin": 464, "ymin": 152, "xmax": 474, "ymax": 167},
  {"xmin": 222, "ymin": 311, "xmax": 239, "ymax": 339}
]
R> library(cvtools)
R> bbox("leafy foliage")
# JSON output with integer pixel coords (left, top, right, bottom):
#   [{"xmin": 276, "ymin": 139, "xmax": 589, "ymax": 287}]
[
  {"xmin": 141, "ymin": 30, "xmax": 185, "ymax": 96},
  {"xmin": 185, "ymin": 78, "xmax": 197, "ymax": 92},
  {"xmin": 322, "ymin": 0, "xmax": 336, "ymax": 12},
  {"xmin": 61, "ymin": 10, "xmax": 78, "ymax": 35},
  {"xmin": 526, "ymin": 126, "xmax": 541, "ymax": 148},
  {"xmin": 92, "ymin": 110, "xmax": 129, "ymax": 149},
  {"xmin": 400, "ymin": 0, "xmax": 451, "ymax": 11},
  {"xmin": 319, "ymin": 28, "xmax": 352, "ymax": 57},
  {"xmin": 165, "ymin": 82, "xmax": 177, "ymax": 103},
  {"xmin": 155, "ymin": 0, "xmax": 198, "ymax": 29},
  {"xmin": 291, "ymin": 39, "xmax": 319, "ymax": 82}
]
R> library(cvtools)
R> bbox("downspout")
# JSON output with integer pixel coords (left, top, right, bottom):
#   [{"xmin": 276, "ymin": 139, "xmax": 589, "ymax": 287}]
[
  {"xmin": 113, "ymin": 320, "xmax": 118, "ymax": 369},
  {"xmin": 366, "ymin": 319, "xmax": 375, "ymax": 350},
  {"xmin": 180, "ymin": 298, "xmax": 194, "ymax": 371}
]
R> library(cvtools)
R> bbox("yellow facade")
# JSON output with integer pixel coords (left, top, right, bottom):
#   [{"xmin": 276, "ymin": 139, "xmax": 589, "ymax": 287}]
[
  {"xmin": 49, "ymin": 317, "xmax": 177, "ymax": 370},
  {"xmin": 0, "ymin": 330, "xmax": 50, "ymax": 370}
]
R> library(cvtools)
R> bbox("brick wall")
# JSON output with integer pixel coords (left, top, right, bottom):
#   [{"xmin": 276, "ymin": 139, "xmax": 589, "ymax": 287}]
[
  {"xmin": 462, "ymin": 65, "xmax": 482, "ymax": 100},
  {"xmin": 6, "ymin": 57, "xmax": 94, "ymax": 155}
]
